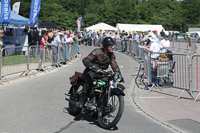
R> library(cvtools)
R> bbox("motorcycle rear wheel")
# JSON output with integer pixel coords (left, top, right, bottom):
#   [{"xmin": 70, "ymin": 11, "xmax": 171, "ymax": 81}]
[{"xmin": 68, "ymin": 86, "xmax": 82, "ymax": 116}]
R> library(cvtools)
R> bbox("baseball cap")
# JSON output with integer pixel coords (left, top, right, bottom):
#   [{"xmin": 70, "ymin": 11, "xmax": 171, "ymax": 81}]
[{"xmin": 153, "ymin": 30, "xmax": 157, "ymax": 33}]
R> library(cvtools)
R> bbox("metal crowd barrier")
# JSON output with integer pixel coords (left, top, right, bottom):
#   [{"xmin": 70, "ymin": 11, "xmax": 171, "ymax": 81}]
[
  {"xmin": 143, "ymin": 50, "xmax": 151, "ymax": 82},
  {"xmin": 191, "ymin": 55, "xmax": 200, "ymax": 102},
  {"xmin": 115, "ymin": 40, "xmax": 139, "ymax": 56},
  {"xmin": 171, "ymin": 38, "xmax": 197, "ymax": 53},
  {"xmin": 106, "ymin": 38, "xmax": 200, "ymax": 102},
  {"xmin": 0, "ymin": 46, "xmax": 28, "ymax": 82},
  {"xmin": 0, "ymin": 41, "xmax": 79, "ymax": 83},
  {"xmin": 136, "ymin": 46, "xmax": 193, "ymax": 99}
]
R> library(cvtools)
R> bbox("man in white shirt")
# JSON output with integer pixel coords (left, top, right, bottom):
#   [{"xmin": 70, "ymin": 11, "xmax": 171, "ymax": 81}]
[
  {"xmin": 65, "ymin": 32, "xmax": 72, "ymax": 61},
  {"xmin": 52, "ymin": 32, "xmax": 62, "ymax": 67},
  {"xmin": 160, "ymin": 34, "xmax": 170, "ymax": 53},
  {"xmin": 59, "ymin": 32, "xmax": 66, "ymax": 64}
]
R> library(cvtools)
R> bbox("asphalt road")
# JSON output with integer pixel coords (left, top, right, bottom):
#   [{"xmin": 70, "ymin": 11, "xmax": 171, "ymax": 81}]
[{"xmin": 0, "ymin": 45, "xmax": 175, "ymax": 133}]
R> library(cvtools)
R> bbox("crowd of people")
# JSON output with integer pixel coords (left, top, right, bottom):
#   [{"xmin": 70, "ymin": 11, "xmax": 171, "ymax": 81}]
[
  {"xmin": 27, "ymin": 28, "xmax": 82, "ymax": 71},
  {"xmin": 1, "ymin": 27, "xmax": 171, "ymax": 72},
  {"xmin": 81, "ymin": 29, "xmax": 171, "ymax": 57}
]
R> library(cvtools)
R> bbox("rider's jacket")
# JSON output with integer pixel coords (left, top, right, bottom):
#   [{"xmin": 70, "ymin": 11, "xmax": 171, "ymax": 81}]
[{"xmin": 82, "ymin": 48, "xmax": 120, "ymax": 72}]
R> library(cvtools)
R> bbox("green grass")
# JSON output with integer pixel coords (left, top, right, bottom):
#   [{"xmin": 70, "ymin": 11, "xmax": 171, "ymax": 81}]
[
  {"xmin": 2, "ymin": 52, "xmax": 52, "ymax": 66},
  {"xmin": 2, "ymin": 55, "xmax": 27, "ymax": 66}
]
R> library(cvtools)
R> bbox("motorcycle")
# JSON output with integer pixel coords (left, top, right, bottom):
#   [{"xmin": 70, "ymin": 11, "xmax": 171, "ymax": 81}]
[{"xmin": 65, "ymin": 68, "xmax": 125, "ymax": 129}]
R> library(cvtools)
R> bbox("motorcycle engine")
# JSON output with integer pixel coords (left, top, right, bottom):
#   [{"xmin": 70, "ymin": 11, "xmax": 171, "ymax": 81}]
[{"xmin": 86, "ymin": 97, "xmax": 97, "ymax": 111}]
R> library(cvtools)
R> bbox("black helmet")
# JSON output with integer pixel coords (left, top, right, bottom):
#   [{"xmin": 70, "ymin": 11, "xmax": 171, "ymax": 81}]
[{"xmin": 103, "ymin": 37, "xmax": 115, "ymax": 49}]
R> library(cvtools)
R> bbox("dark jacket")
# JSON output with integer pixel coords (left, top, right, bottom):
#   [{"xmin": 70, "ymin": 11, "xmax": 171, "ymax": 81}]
[{"xmin": 82, "ymin": 48, "xmax": 120, "ymax": 72}]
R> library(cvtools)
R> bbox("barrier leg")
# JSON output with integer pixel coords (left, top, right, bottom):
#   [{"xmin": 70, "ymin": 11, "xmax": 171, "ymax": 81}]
[
  {"xmin": 0, "ymin": 76, "xmax": 9, "ymax": 84},
  {"xmin": 194, "ymin": 92, "xmax": 200, "ymax": 102},
  {"xmin": 148, "ymin": 83, "xmax": 162, "ymax": 92},
  {"xmin": 19, "ymin": 50, "xmax": 29, "ymax": 77},
  {"xmin": 43, "ymin": 47, "xmax": 50, "ymax": 72},
  {"xmin": 178, "ymin": 90, "xmax": 194, "ymax": 99}
]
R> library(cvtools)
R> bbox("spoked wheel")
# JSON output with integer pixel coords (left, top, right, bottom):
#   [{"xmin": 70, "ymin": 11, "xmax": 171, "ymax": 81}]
[
  {"xmin": 97, "ymin": 94, "xmax": 124, "ymax": 129},
  {"xmin": 68, "ymin": 86, "xmax": 82, "ymax": 116}
]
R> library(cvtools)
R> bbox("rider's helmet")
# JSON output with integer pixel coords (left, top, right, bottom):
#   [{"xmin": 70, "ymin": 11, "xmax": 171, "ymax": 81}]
[{"xmin": 102, "ymin": 37, "xmax": 115, "ymax": 50}]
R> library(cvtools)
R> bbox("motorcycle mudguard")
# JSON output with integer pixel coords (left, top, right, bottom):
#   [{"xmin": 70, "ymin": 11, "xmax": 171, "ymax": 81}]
[{"xmin": 111, "ymin": 88, "xmax": 125, "ymax": 96}]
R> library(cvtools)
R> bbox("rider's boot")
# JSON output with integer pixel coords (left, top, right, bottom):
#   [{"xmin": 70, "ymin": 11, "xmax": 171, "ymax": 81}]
[{"xmin": 76, "ymin": 92, "xmax": 87, "ymax": 108}]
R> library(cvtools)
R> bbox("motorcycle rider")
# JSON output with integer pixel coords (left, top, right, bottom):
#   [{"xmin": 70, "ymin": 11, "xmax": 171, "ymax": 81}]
[{"xmin": 77, "ymin": 37, "xmax": 123, "ymax": 107}]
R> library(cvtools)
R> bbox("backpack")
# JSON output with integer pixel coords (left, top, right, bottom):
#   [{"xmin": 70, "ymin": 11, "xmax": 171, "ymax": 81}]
[
  {"xmin": 158, "ymin": 54, "xmax": 169, "ymax": 62},
  {"xmin": 166, "ymin": 50, "xmax": 173, "ymax": 60}
]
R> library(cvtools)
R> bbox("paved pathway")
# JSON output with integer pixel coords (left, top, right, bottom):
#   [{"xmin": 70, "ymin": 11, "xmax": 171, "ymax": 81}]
[{"xmin": 0, "ymin": 45, "xmax": 177, "ymax": 133}]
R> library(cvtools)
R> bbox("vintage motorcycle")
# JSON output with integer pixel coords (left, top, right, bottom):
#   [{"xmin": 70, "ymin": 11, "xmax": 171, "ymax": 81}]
[{"xmin": 65, "ymin": 68, "xmax": 125, "ymax": 129}]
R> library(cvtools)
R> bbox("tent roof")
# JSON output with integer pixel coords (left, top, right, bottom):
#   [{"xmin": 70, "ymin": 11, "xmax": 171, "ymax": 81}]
[
  {"xmin": 116, "ymin": 23, "xmax": 165, "ymax": 33},
  {"xmin": 0, "ymin": 2, "xmax": 29, "ymax": 25},
  {"xmin": 86, "ymin": 22, "xmax": 117, "ymax": 31},
  {"xmin": 38, "ymin": 22, "xmax": 59, "ymax": 29}
]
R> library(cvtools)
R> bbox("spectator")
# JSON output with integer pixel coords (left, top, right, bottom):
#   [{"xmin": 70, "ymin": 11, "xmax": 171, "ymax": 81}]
[
  {"xmin": 0, "ymin": 29, "xmax": 4, "ymax": 51},
  {"xmin": 134, "ymin": 32, "xmax": 139, "ymax": 44},
  {"xmin": 128, "ymin": 32, "xmax": 133, "ymax": 40},
  {"xmin": 37, "ymin": 30, "xmax": 48, "ymax": 71},
  {"xmin": 160, "ymin": 34, "xmax": 170, "ymax": 53},
  {"xmin": 58, "ymin": 32, "xmax": 66, "ymax": 65},
  {"xmin": 160, "ymin": 29, "xmax": 165, "ymax": 37},
  {"xmin": 114, "ymin": 32, "xmax": 120, "ymax": 41},
  {"xmin": 143, "ymin": 34, "xmax": 160, "ymax": 70},
  {"xmin": 23, "ymin": 27, "xmax": 29, "ymax": 35},
  {"xmin": 144, "ymin": 34, "xmax": 160, "ymax": 58},
  {"xmin": 144, "ymin": 31, "xmax": 154, "ymax": 48},
  {"xmin": 47, "ymin": 29, "xmax": 54, "ymax": 59},
  {"xmin": 139, "ymin": 32, "xmax": 147, "ymax": 45},
  {"xmin": 144, "ymin": 34, "xmax": 162, "ymax": 85},
  {"xmin": 52, "ymin": 31, "xmax": 61, "ymax": 67},
  {"xmin": 153, "ymin": 30, "xmax": 161, "ymax": 45},
  {"xmin": 28, "ymin": 28, "xmax": 34, "ymax": 47},
  {"xmin": 73, "ymin": 32, "xmax": 81, "ymax": 54}
]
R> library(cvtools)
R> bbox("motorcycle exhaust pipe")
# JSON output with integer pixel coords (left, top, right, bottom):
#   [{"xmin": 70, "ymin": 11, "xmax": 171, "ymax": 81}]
[
  {"xmin": 65, "ymin": 93, "xmax": 70, "ymax": 96},
  {"xmin": 65, "ymin": 97, "xmax": 78, "ymax": 107},
  {"xmin": 65, "ymin": 97, "xmax": 69, "ymax": 101}
]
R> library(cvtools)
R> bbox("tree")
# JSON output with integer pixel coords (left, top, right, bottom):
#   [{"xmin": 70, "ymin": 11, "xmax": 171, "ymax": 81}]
[{"xmin": 8, "ymin": 0, "xmax": 200, "ymax": 32}]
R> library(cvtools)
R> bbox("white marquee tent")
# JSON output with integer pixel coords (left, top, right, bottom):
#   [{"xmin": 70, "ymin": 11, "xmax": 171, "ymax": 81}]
[
  {"xmin": 85, "ymin": 22, "xmax": 117, "ymax": 31},
  {"xmin": 116, "ymin": 23, "xmax": 165, "ymax": 34}
]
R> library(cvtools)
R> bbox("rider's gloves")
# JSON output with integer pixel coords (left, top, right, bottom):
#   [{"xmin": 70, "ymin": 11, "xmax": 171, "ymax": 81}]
[
  {"xmin": 89, "ymin": 64, "xmax": 100, "ymax": 72},
  {"xmin": 114, "ymin": 71, "xmax": 123, "ymax": 82}
]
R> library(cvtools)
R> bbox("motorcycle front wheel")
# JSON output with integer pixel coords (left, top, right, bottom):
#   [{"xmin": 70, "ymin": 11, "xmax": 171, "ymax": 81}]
[{"xmin": 97, "ymin": 94, "xmax": 124, "ymax": 129}]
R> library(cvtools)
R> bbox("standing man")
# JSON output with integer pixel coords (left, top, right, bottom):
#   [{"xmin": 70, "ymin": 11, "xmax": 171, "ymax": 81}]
[
  {"xmin": 160, "ymin": 29, "xmax": 165, "ymax": 37},
  {"xmin": 52, "ymin": 32, "xmax": 61, "ymax": 67},
  {"xmin": 160, "ymin": 34, "xmax": 170, "ymax": 53},
  {"xmin": 153, "ymin": 30, "xmax": 161, "ymax": 45},
  {"xmin": 73, "ymin": 32, "xmax": 81, "ymax": 55},
  {"xmin": 59, "ymin": 32, "xmax": 66, "ymax": 65}
]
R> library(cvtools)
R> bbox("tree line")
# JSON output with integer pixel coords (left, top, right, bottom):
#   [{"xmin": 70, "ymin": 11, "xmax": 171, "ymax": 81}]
[{"xmin": 10, "ymin": 0, "xmax": 200, "ymax": 32}]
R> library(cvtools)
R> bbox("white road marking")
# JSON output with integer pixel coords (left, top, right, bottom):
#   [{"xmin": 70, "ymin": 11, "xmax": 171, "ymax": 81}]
[{"xmin": 139, "ymin": 96, "xmax": 166, "ymax": 99}]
